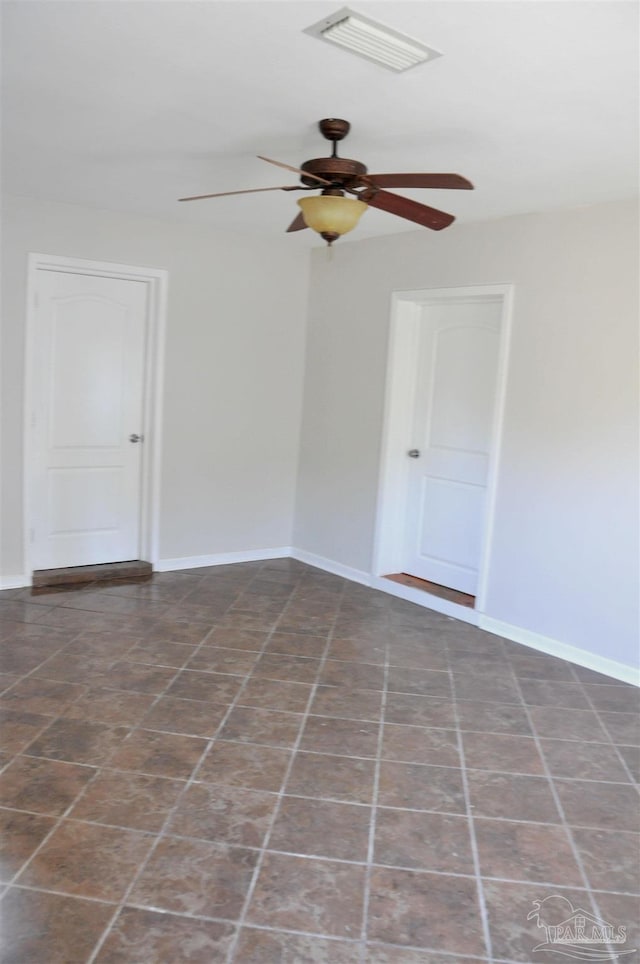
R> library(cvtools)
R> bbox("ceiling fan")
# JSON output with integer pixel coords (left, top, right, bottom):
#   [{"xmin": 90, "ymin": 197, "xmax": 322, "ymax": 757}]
[{"xmin": 179, "ymin": 118, "xmax": 473, "ymax": 245}]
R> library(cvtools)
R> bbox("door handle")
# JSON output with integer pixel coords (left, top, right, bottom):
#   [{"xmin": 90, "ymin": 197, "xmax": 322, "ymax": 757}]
[
  {"xmin": 129, "ymin": 433, "xmax": 143, "ymax": 443},
  {"xmin": 407, "ymin": 449, "xmax": 420, "ymax": 458}
]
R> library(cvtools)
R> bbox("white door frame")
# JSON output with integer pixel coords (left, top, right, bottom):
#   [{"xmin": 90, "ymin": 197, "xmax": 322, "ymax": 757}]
[
  {"xmin": 372, "ymin": 283, "xmax": 514, "ymax": 616},
  {"xmin": 24, "ymin": 253, "xmax": 168, "ymax": 577}
]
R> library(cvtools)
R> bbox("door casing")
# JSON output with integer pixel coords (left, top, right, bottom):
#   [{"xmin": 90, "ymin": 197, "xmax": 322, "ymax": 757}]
[
  {"xmin": 24, "ymin": 253, "xmax": 168, "ymax": 579},
  {"xmin": 372, "ymin": 283, "xmax": 514, "ymax": 616}
]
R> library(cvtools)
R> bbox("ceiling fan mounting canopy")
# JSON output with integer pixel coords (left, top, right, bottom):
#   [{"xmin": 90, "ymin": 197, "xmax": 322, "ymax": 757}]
[
  {"xmin": 318, "ymin": 117, "xmax": 351, "ymax": 141},
  {"xmin": 178, "ymin": 117, "xmax": 474, "ymax": 244}
]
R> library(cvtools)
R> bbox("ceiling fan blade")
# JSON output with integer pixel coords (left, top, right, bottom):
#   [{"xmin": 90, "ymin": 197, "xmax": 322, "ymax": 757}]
[
  {"xmin": 286, "ymin": 212, "xmax": 308, "ymax": 233},
  {"xmin": 364, "ymin": 189, "xmax": 455, "ymax": 230},
  {"xmin": 257, "ymin": 155, "xmax": 332, "ymax": 186},
  {"xmin": 364, "ymin": 173, "xmax": 474, "ymax": 191},
  {"xmin": 178, "ymin": 185, "xmax": 302, "ymax": 202}
]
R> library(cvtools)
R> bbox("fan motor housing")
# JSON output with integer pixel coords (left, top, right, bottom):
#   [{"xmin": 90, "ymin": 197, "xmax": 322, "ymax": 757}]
[{"xmin": 301, "ymin": 156, "xmax": 368, "ymax": 188}]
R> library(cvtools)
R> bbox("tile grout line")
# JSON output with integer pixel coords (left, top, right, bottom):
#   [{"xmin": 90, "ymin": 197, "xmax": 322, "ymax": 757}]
[
  {"xmin": 224, "ymin": 573, "xmax": 352, "ymax": 957},
  {"xmin": 83, "ymin": 563, "xmax": 306, "ymax": 963},
  {"xmin": 8, "ymin": 874, "xmax": 632, "ymax": 964},
  {"xmin": 12, "ymin": 644, "xmax": 636, "ymax": 728},
  {"xmin": 12, "ymin": 786, "xmax": 640, "ymax": 835},
  {"xmin": 223, "ymin": 576, "xmax": 350, "ymax": 964},
  {"xmin": 0, "ymin": 878, "xmax": 513, "ymax": 964},
  {"xmin": 3, "ymin": 600, "xmax": 241, "ymax": 901},
  {"xmin": 1, "ymin": 624, "xmax": 95, "ymax": 703},
  {"xmin": 566, "ymin": 669, "xmax": 640, "ymax": 959},
  {"xmin": 0, "ymin": 621, "xmax": 127, "ymax": 886},
  {"xmin": 570, "ymin": 664, "xmax": 639, "ymax": 786},
  {"xmin": 448, "ymin": 663, "xmax": 495, "ymax": 962},
  {"xmin": 5, "ymin": 806, "xmax": 639, "ymax": 897},
  {"xmin": 504, "ymin": 664, "xmax": 620, "ymax": 955},
  {"xmin": 358, "ymin": 626, "xmax": 390, "ymax": 962},
  {"xmin": 81, "ymin": 565, "xmax": 326, "ymax": 959}
]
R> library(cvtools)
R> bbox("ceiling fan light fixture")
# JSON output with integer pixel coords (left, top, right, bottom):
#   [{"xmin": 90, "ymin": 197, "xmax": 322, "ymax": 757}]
[
  {"xmin": 304, "ymin": 8, "xmax": 441, "ymax": 72},
  {"xmin": 297, "ymin": 195, "xmax": 367, "ymax": 244}
]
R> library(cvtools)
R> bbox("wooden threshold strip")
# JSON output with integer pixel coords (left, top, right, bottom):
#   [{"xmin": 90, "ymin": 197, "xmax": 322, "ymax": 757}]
[
  {"xmin": 385, "ymin": 572, "xmax": 475, "ymax": 609},
  {"xmin": 32, "ymin": 560, "xmax": 152, "ymax": 590}
]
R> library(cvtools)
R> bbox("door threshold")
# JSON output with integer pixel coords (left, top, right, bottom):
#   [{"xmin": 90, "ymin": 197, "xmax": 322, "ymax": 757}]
[
  {"xmin": 384, "ymin": 573, "xmax": 475, "ymax": 609},
  {"xmin": 32, "ymin": 560, "xmax": 152, "ymax": 590}
]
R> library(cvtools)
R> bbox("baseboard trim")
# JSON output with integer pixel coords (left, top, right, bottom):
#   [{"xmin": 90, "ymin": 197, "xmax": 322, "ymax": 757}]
[
  {"xmin": 290, "ymin": 549, "xmax": 371, "ymax": 587},
  {"xmin": 479, "ymin": 615, "xmax": 639, "ymax": 687},
  {"xmin": 0, "ymin": 574, "xmax": 30, "ymax": 590},
  {"xmin": 156, "ymin": 547, "xmax": 292, "ymax": 572},
  {"xmin": 371, "ymin": 575, "xmax": 479, "ymax": 625}
]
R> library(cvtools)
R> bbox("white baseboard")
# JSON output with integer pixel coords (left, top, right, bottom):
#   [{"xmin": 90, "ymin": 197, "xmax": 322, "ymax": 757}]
[
  {"xmin": 370, "ymin": 575, "xmax": 479, "ymax": 625},
  {"xmin": 290, "ymin": 548, "xmax": 371, "ymax": 587},
  {"xmin": 0, "ymin": 574, "xmax": 30, "ymax": 590},
  {"xmin": 479, "ymin": 615, "xmax": 639, "ymax": 687},
  {"xmin": 156, "ymin": 547, "xmax": 292, "ymax": 573}
]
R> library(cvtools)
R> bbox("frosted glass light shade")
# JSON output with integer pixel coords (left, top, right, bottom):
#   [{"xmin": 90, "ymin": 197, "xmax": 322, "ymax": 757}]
[{"xmin": 297, "ymin": 195, "xmax": 367, "ymax": 237}]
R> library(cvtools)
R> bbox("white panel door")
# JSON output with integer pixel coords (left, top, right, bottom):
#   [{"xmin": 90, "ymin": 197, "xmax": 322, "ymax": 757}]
[
  {"xmin": 402, "ymin": 299, "xmax": 501, "ymax": 595},
  {"xmin": 31, "ymin": 270, "xmax": 148, "ymax": 569}
]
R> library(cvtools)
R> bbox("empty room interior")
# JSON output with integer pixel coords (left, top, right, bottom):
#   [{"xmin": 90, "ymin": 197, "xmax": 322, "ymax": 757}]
[{"xmin": 0, "ymin": 2, "xmax": 638, "ymax": 962}]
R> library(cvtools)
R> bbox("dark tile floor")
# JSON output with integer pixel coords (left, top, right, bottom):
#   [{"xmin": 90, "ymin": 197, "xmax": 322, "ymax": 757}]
[{"xmin": 0, "ymin": 559, "xmax": 638, "ymax": 963}]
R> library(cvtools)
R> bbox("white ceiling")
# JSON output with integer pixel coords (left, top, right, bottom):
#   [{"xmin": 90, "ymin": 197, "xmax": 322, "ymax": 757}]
[{"xmin": 2, "ymin": 1, "xmax": 638, "ymax": 246}]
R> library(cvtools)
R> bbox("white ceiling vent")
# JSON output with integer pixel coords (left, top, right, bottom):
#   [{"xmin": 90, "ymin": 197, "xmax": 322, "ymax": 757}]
[{"xmin": 304, "ymin": 7, "xmax": 441, "ymax": 73}]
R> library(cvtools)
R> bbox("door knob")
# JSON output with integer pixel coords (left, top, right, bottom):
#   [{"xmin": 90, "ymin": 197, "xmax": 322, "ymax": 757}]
[
  {"xmin": 129, "ymin": 433, "xmax": 143, "ymax": 443},
  {"xmin": 407, "ymin": 449, "xmax": 420, "ymax": 458}
]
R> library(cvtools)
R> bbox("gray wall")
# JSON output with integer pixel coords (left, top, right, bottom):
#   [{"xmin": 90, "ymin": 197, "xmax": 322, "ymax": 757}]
[
  {"xmin": 294, "ymin": 200, "xmax": 639, "ymax": 668},
  {"xmin": 1, "ymin": 196, "xmax": 309, "ymax": 575}
]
